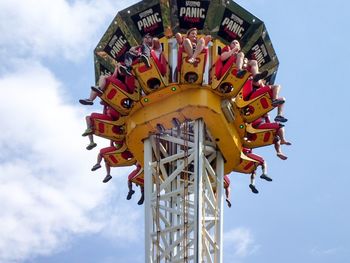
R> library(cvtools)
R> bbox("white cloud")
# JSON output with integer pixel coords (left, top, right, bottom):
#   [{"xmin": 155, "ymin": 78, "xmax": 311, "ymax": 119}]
[
  {"xmin": 0, "ymin": 0, "xmax": 135, "ymax": 61},
  {"xmin": 310, "ymin": 246, "xmax": 341, "ymax": 256},
  {"xmin": 0, "ymin": 60, "xmax": 140, "ymax": 263},
  {"xmin": 224, "ymin": 227, "xmax": 259, "ymax": 258},
  {"xmin": 101, "ymin": 201, "xmax": 143, "ymax": 242}
]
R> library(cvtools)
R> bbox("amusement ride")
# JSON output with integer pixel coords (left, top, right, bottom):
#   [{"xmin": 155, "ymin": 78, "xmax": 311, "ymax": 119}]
[{"xmin": 79, "ymin": 0, "xmax": 290, "ymax": 262}]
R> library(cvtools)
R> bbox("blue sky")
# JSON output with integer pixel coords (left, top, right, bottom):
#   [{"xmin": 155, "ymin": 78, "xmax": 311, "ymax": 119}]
[{"xmin": 0, "ymin": 0, "xmax": 349, "ymax": 262}]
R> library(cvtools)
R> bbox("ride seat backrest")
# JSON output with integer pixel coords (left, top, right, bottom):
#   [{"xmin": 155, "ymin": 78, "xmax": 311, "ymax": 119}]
[
  {"xmin": 104, "ymin": 150, "xmax": 135, "ymax": 167},
  {"xmin": 129, "ymin": 172, "xmax": 144, "ymax": 186},
  {"xmin": 106, "ymin": 77, "xmax": 129, "ymax": 94},
  {"xmin": 151, "ymin": 50, "xmax": 167, "ymax": 76},
  {"xmin": 101, "ymin": 82, "xmax": 135, "ymax": 115},
  {"xmin": 124, "ymin": 75, "xmax": 136, "ymax": 93},
  {"xmin": 215, "ymin": 57, "xmax": 223, "ymax": 79},
  {"xmin": 242, "ymin": 79, "xmax": 254, "ymax": 101},
  {"xmin": 177, "ymin": 46, "xmax": 184, "ymax": 73},
  {"xmin": 215, "ymin": 55, "xmax": 236, "ymax": 80},
  {"xmin": 245, "ymin": 122, "xmax": 280, "ymax": 147}
]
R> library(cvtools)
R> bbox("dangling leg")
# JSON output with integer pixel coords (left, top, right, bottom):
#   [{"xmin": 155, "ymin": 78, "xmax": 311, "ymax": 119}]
[
  {"xmin": 249, "ymin": 171, "xmax": 259, "ymax": 194},
  {"xmin": 278, "ymin": 127, "xmax": 292, "ymax": 145},
  {"xmin": 271, "ymin": 85, "xmax": 288, "ymax": 122},
  {"xmin": 91, "ymin": 153, "xmax": 102, "ymax": 171},
  {"xmin": 137, "ymin": 186, "xmax": 144, "ymax": 205},
  {"xmin": 190, "ymin": 37, "xmax": 205, "ymax": 63},
  {"xmin": 126, "ymin": 180, "xmax": 135, "ymax": 200},
  {"xmin": 79, "ymin": 89, "xmax": 99, "ymax": 105},
  {"xmin": 274, "ymin": 103, "xmax": 288, "ymax": 122},
  {"xmin": 102, "ymin": 162, "xmax": 112, "ymax": 183},
  {"xmin": 235, "ymin": 52, "xmax": 248, "ymax": 78},
  {"xmin": 260, "ymin": 160, "xmax": 272, "ymax": 181},
  {"xmin": 82, "ymin": 116, "xmax": 93, "ymax": 136},
  {"xmin": 225, "ymin": 186, "xmax": 232, "ymax": 208},
  {"xmin": 84, "ymin": 116, "xmax": 97, "ymax": 150},
  {"xmin": 275, "ymin": 137, "xmax": 288, "ymax": 160},
  {"xmin": 235, "ymin": 52, "xmax": 245, "ymax": 70},
  {"xmin": 91, "ymin": 74, "xmax": 108, "ymax": 95},
  {"xmin": 248, "ymin": 59, "xmax": 259, "ymax": 76},
  {"xmin": 224, "ymin": 175, "xmax": 232, "ymax": 207},
  {"xmin": 183, "ymin": 38, "xmax": 194, "ymax": 59}
]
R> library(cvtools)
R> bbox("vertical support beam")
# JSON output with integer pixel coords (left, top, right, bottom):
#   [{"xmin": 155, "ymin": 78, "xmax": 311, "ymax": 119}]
[
  {"xmin": 215, "ymin": 152, "xmax": 224, "ymax": 263},
  {"xmin": 194, "ymin": 119, "xmax": 204, "ymax": 263},
  {"xmin": 144, "ymin": 138, "xmax": 153, "ymax": 263}
]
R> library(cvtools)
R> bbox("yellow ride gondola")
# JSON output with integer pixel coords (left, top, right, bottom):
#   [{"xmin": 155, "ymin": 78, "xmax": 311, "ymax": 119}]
[{"xmin": 235, "ymin": 79, "xmax": 276, "ymax": 123}]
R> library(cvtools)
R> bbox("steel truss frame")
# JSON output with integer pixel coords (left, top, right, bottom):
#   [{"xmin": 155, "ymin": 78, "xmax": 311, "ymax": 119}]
[{"xmin": 144, "ymin": 119, "xmax": 224, "ymax": 263}]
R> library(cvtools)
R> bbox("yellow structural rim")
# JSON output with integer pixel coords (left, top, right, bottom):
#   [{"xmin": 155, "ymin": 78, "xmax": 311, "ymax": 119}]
[{"xmin": 126, "ymin": 85, "xmax": 242, "ymax": 174}]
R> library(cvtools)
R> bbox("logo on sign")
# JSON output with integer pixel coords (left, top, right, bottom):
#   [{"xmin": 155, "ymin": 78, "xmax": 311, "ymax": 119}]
[
  {"xmin": 103, "ymin": 28, "xmax": 130, "ymax": 62},
  {"xmin": 251, "ymin": 44, "xmax": 267, "ymax": 67},
  {"xmin": 137, "ymin": 9, "xmax": 161, "ymax": 32},
  {"xmin": 177, "ymin": 0, "xmax": 209, "ymax": 29},
  {"xmin": 218, "ymin": 8, "xmax": 251, "ymax": 42},
  {"xmin": 179, "ymin": 1, "xmax": 205, "ymax": 23},
  {"xmin": 247, "ymin": 38, "xmax": 271, "ymax": 67},
  {"xmin": 132, "ymin": 4, "xmax": 164, "ymax": 36},
  {"xmin": 221, "ymin": 14, "xmax": 245, "ymax": 38},
  {"xmin": 108, "ymin": 35, "xmax": 128, "ymax": 60}
]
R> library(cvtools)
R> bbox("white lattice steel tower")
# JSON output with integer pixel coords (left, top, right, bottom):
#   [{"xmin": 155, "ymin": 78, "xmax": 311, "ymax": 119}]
[{"xmin": 144, "ymin": 119, "xmax": 224, "ymax": 263}]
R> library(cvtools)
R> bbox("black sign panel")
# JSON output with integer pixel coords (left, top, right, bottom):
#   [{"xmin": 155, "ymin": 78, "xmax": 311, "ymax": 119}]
[
  {"xmin": 246, "ymin": 37, "xmax": 271, "ymax": 68},
  {"xmin": 177, "ymin": 0, "xmax": 210, "ymax": 30},
  {"xmin": 131, "ymin": 4, "xmax": 164, "ymax": 37},
  {"xmin": 103, "ymin": 28, "xmax": 131, "ymax": 62},
  {"xmin": 217, "ymin": 8, "xmax": 251, "ymax": 43}
]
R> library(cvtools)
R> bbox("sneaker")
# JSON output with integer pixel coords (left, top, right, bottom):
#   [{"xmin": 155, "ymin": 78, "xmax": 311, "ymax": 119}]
[
  {"xmin": 126, "ymin": 190, "xmax": 135, "ymax": 200},
  {"xmin": 236, "ymin": 69, "xmax": 247, "ymax": 78},
  {"xmin": 102, "ymin": 174, "xmax": 112, "ymax": 183},
  {"xmin": 272, "ymin": 98, "xmax": 285, "ymax": 106},
  {"xmin": 137, "ymin": 195, "xmax": 144, "ymax": 205},
  {"xmin": 249, "ymin": 184, "xmax": 259, "ymax": 194},
  {"xmin": 280, "ymin": 140, "xmax": 292, "ymax": 146},
  {"xmin": 79, "ymin": 99, "xmax": 93, "ymax": 105},
  {"xmin": 274, "ymin": 115, "xmax": 288, "ymax": 123},
  {"xmin": 120, "ymin": 65, "xmax": 132, "ymax": 76},
  {"xmin": 260, "ymin": 174, "xmax": 273, "ymax": 182},
  {"xmin": 140, "ymin": 54, "xmax": 151, "ymax": 68},
  {"xmin": 86, "ymin": 142, "xmax": 97, "ymax": 150},
  {"xmin": 91, "ymin": 86, "xmax": 103, "ymax": 95},
  {"xmin": 82, "ymin": 128, "xmax": 93, "ymax": 137},
  {"xmin": 277, "ymin": 152, "xmax": 288, "ymax": 160},
  {"xmin": 253, "ymin": 70, "xmax": 268, "ymax": 82},
  {"xmin": 91, "ymin": 163, "xmax": 101, "ymax": 171}
]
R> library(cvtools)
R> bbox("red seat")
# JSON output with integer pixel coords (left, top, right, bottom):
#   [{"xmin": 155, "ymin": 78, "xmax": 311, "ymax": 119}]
[
  {"xmin": 241, "ymin": 79, "xmax": 254, "ymax": 101},
  {"xmin": 215, "ymin": 55, "xmax": 236, "ymax": 80},
  {"xmin": 242, "ymin": 148, "xmax": 264, "ymax": 164},
  {"xmin": 106, "ymin": 76, "xmax": 128, "ymax": 92},
  {"xmin": 151, "ymin": 50, "xmax": 167, "ymax": 76}
]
